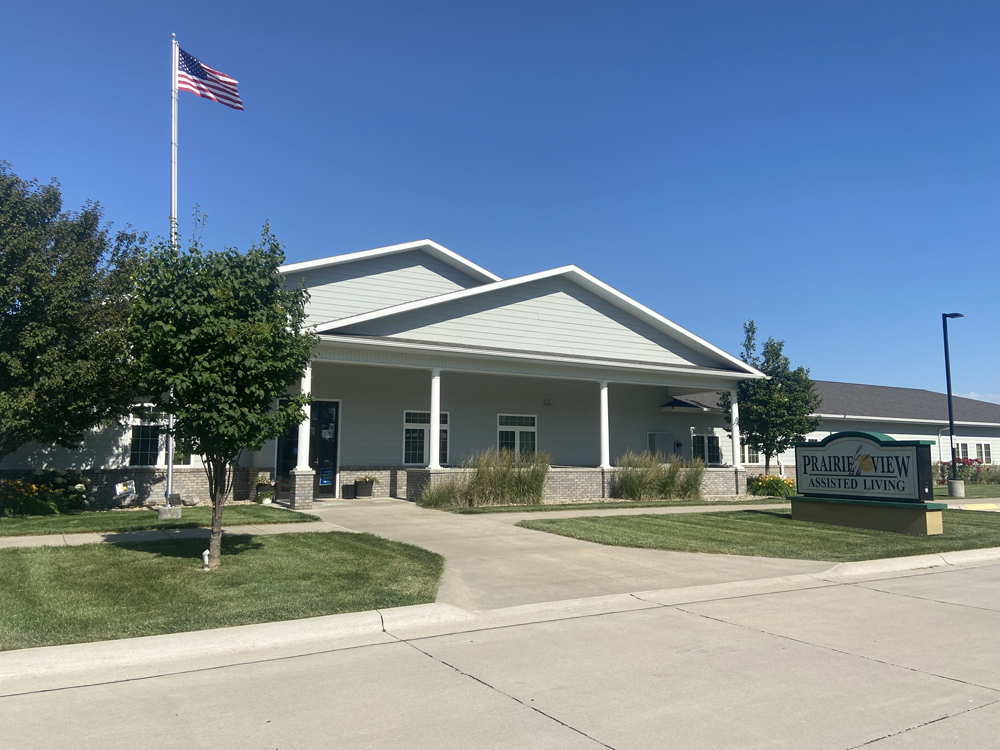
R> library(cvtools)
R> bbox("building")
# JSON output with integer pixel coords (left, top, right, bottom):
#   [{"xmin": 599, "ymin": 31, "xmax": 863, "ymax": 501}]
[
  {"xmin": 0, "ymin": 240, "xmax": 764, "ymax": 507},
  {"xmin": 667, "ymin": 381, "xmax": 1000, "ymax": 474},
  {"xmin": 4, "ymin": 240, "xmax": 997, "ymax": 507}
]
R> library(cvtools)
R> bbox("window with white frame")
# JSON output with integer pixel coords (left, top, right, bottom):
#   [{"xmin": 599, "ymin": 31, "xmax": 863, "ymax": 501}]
[
  {"xmin": 403, "ymin": 411, "xmax": 449, "ymax": 465},
  {"xmin": 692, "ymin": 434, "xmax": 722, "ymax": 464},
  {"xmin": 960, "ymin": 443, "xmax": 969, "ymax": 460},
  {"xmin": 741, "ymin": 443, "xmax": 760, "ymax": 464},
  {"xmin": 498, "ymin": 414, "xmax": 536, "ymax": 456},
  {"xmin": 977, "ymin": 443, "xmax": 992, "ymax": 464}
]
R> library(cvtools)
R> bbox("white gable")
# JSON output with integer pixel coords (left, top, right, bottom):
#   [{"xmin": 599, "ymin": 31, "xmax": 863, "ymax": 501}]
[
  {"xmin": 333, "ymin": 275, "xmax": 732, "ymax": 370},
  {"xmin": 288, "ymin": 249, "xmax": 489, "ymax": 328}
]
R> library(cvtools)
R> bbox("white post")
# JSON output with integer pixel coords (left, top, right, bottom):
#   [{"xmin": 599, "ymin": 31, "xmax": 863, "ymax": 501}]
[
  {"xmin": 730, "ymin": 389, "xmax": 742, "ymax": 469},
  {"xmin": 429, "ymin": 369, "xmax": 442, "ymax": 469},
  {"xmin": 295, "ymin": 362, "xmax": 312, "ymax": 471},
  {"xmin": 599, "ymin": 381, "xmax": 611, "ymax": 469},
  {"xmin": 165, "ymin": 405, "xmax": 175, "ymax": 504}
]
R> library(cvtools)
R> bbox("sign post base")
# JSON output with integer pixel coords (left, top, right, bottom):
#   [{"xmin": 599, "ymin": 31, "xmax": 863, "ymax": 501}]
[{"xmin": 790, "ymin": 496, "xmax": 946, "ymax": 536}]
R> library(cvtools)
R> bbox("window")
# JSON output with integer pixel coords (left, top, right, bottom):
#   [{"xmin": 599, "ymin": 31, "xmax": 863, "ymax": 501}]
[
  {"xmin": 741, "ymin": 444, "xmax": 760, "ymax": 464},
  {"xmin": 403, "ymin": 411, "xmax": 449, "ymax": 465},
  {"xmin": 130, "ymin": 425, "xmax": 160, "ymax": 466},
  {"xmin": 498, "ymin": 414, "xmax": 536, "ymax": 456},
  {"xmin": 693, "ymin": 434, "xmax": 722, "ymax": 464},
  {"xmin": 977, "ymin": 444, "xmax": 992, "ymax": 464},
  {"xmin": 960, "ymin": 443, "xmax": 969, "ymax": 460}
]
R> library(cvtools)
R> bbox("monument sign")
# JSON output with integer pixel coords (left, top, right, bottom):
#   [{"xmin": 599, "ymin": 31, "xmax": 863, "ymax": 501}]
[{"xmin": 791, "ymin": 432, "xmax": 944, "ymax": 535}]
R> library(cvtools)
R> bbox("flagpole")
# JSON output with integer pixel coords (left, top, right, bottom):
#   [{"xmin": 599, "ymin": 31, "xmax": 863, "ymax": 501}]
[{"xmin": 167, "ymin": 33, "xmax": 178, "ymax": 505}]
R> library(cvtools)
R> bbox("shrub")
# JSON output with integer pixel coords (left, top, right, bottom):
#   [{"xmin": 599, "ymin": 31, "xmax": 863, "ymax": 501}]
[
  {"xmin": 0, "ymin": 469, "xmax": 89, "ymax": 517},
  {"xmin": 611, "ymin": 452, "xmax": 704, "ymax": 501},
  {"xmin": 748, "ymin": 474, "xmax": 796, "ymax": 497},
  {"xmin": 418, "ymin": 449, "xmax": 551, "ymax": 508},
  {"xmin": 936, "ymin": 459, "xmax": 985, "ymax": 485},
  {"xmin": 980, "ymin": 465, "xmax": 1000, "ymax": 485}
]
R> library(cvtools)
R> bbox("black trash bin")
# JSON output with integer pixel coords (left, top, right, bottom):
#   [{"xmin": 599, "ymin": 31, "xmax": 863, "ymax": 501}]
[{"xmin": 342, "ymin": 484, "xmax": 356, "ymax": 500}]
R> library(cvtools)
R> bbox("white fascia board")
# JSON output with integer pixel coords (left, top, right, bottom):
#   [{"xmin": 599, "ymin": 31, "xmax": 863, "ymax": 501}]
[
  {"xmin": 318, "ymin": 334, "xmax": 753, "ymax": 382},
  {"xmin": 316, "ymin": 265, "xmax": 763, "ymax": 378},
  {"xmin": 815, "ymin": 413, "xmax": 1000, "ymax": 429},
  {"xmin": 278, "ymin": 239, "xmax": 501, "ymax": 284}
]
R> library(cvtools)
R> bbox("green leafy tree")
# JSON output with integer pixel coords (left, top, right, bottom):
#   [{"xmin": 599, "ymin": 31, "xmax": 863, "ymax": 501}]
[
  {"xmin": 719, "ymin": 321, "xmax": 821, "ymax": 474},
  {"xmin": 0, "ymin": 162, "xmax": 145, "ymax": 463},
  {"xmin": 130, "ymin": 224, "xmax": 315, "ymax": 570}
]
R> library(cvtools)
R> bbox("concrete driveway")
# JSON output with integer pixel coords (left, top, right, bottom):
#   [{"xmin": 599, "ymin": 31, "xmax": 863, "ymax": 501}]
[{"xmin": 306, "ymin": 498, "xmax": 830, "ymax": 609}]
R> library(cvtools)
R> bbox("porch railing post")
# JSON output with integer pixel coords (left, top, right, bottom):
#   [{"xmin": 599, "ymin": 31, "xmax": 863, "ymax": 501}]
[
  {"xmin": 429, "ymin": 368, "xmax": 442, "ymax": 469},
  {"xmin": 730, "ymin": 388, "xmax": 742, "ymax": 469},
  {"xmin": 295, "ymin": 361, "xmax": 312, "ymax": 472},
  {"xmin": 599, "ymin": 380, "xmax": 611, "ymax": 469}
]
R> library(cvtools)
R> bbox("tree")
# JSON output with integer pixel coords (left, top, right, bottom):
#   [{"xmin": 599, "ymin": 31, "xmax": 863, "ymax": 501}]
[
  {"xmin": 130, "ymin": 224, "xmax": 315, "ymax": 570},
  {"xmin": 719, "ymin": 321, "xmax": 821, "ymax": 473},
  {"xmin": 0, "ymin": 162, "xmax": 145, "ymax": 463}
]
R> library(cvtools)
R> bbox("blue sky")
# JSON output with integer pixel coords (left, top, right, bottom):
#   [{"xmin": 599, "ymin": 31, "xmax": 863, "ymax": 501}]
[{"xmin": 4, "ymin": 1, "xmax": 998, "ymax": 401}]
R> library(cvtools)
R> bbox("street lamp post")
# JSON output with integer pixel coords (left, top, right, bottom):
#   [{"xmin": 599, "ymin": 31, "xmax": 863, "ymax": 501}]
[{"xmin": 942, "ymin": 312, "xmax": 964, "ymax": 497}]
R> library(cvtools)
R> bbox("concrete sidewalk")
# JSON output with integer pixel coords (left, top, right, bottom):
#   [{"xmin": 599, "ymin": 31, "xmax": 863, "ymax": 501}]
[{"xmin": 0, "ymin": 520, "xmax": 350, "ymax": 549}]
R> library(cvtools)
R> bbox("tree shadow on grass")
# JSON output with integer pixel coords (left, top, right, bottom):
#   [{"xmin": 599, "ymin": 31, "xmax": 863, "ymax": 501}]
[{"xmin": 111, "ymin": 536, "xmax": 264, "ymax": 562}]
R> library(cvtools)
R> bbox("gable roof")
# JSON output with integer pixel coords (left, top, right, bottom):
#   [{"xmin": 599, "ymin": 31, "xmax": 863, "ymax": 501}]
[
  {"xmin": 317, "ymin": 265, "xmax": 763, "ymax": 377},
  {"xmin": 812, "ymin": 381, "xmax": 1000, "ymax": 425},
  {"xmin": 279, "ymin": 239, "xmax": 501, "ymax": 285},
  {"xmin": 664, "ymin": 381, "xmax": 1000, "ymax": 426}
]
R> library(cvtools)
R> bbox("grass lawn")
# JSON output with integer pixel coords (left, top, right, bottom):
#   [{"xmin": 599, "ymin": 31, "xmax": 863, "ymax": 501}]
[
  {"xmin": 438, "ymin": 498, "xmax": 789, "ymax": 514},
  {"xmin": 0, "ymin": 505, "xmax": 318, "ymax": 537},
  {"xmin": 933, "ymin": 485, "xmax": 1000, "ymax": 500},
  {"xmin": 517, "ymin": 509, "xmax": 1000, "ymax": 562},
  {"xmin": 0, "ymin": 532, "xmax": 443, "ymax": 650}
]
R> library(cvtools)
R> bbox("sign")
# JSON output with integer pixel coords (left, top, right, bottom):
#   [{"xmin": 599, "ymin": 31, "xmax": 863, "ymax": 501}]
[
  {"xmin": 795, "ymin": 432, "xmax": 934, "ymax": 503},
  {"xmin": 319, "ymin": 468, "xmax": 334, "ymax": 486}
]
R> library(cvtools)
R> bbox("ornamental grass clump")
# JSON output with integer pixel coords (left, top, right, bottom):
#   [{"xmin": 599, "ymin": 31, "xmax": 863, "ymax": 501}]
[
  {"xmin": 418, "ymin": 449, "xmax": 551, "ymax": 508},
  {"xmin": 747, "ymin": 474, "xmax": 796, "ymax": 497},
  {"xmin": 611, "ymin": 452, "xmax": 704, "ymax": 501}
]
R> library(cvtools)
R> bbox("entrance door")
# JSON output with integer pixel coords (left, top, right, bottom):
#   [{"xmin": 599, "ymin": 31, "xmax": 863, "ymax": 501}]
[{"xmin": 275, "ymin": 400, "xmax": 340, "ymax": 500}]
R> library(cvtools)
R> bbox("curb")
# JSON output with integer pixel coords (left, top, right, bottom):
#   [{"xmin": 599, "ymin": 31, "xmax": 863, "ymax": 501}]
[{"xmin": 817, "ymin": 546, "xmax": 1000, "ymax": 581}]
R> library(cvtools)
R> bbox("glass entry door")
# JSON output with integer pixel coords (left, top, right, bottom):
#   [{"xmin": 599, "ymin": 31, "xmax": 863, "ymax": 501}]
[{"xmin": 276, "ymin": 400, "xmax": 340, "ymax": 499}]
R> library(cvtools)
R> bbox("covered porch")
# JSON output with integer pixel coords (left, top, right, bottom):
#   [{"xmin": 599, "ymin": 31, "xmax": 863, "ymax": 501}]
[{"xmin": 266, "ymin": 336, "xmax": 749, "ymax": 509}]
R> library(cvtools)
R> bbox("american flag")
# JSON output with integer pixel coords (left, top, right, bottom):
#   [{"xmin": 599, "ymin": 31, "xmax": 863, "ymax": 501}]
[{"xmin": 176, "ymin": 48, "xmax": 244, "ymax": 111}]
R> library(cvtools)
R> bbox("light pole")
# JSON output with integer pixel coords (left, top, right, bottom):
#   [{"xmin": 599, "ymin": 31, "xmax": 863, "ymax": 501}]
[{"xmin": 942, "ymin": 312, "xmax": 964, "ymax": 497}]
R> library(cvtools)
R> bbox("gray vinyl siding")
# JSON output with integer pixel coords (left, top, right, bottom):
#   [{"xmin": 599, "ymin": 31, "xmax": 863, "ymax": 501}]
[
  {"xmin": 339, "ymin": 276, "xmax": 724, "ymax": 368},
  {"xmin": 287, "ymin": 250, "xmax": 486, "ymax": 329},
  {"xmin": 0, "ymin": 423, "xmax": 134, "ymax": 470},
  {"xmin": 299, "ymin": 362, "xmax": 719, "ymax": 467}
]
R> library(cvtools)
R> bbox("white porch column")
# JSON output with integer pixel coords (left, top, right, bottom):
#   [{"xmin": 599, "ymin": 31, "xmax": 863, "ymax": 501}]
[
  {"xmin": 295, "ymin": 361, "xmax": 312, "ymax": 471},
  {"xmin": 730, "ymin": 389, "xmax": 742, "ymax": 469},
  {"xmin": 429, "ymin": 368, "xmax": 442, "ymax": 469},
  {"xmin": 599, "ymin": 381, "xmax": 611, "ymax": 469}
]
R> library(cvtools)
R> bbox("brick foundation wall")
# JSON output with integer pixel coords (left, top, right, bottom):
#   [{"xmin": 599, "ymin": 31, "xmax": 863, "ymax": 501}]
[
  {"xmin": 339, "ymin": 467, "xmax": 407, "ymax": 499},
  {"xmin": 404, "ymin": 465, "xmax": 747, "ymax": 502}
]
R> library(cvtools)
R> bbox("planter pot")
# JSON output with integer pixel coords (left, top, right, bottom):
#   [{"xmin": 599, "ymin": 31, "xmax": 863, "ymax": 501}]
[
  {"xmin": 342, "ymin": 484, "xmax": 356, "ymax": 500},
  {"xmin": 354, "ymin": 479, "xmax": 374, "ymax": 498}
]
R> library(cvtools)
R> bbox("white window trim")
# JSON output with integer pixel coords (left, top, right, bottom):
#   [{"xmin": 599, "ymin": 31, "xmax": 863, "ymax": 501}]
[
  {"xmin": 740, "ymin": 442, "xmax": 760, "ymax": 465},
  {"xmin": 691, "ymin": 430, "xmax": 723, "ymax": 465},
  {"xmin": 497, "ymin": 413, "xmax": 537, "ymax": 455},
  {"xmin": 402, "ymin": 410, "xmax": 450, "ymax": 466}
]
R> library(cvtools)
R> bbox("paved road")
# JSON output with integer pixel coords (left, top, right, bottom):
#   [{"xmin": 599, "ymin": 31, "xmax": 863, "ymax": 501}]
[
  {"xmin": 306, "ymin": 498, "xmax": 829, "ymax": 609},
  {"xmin": 4, "ymin": 560, "xmax": 1000, "ymax": 749}
]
